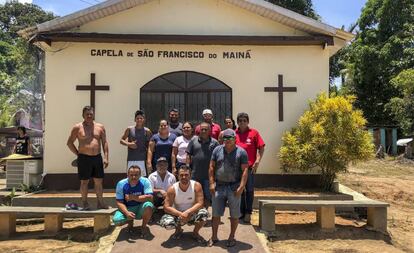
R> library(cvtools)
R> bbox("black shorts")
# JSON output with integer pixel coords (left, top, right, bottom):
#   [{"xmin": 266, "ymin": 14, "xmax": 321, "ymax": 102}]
[{"xmin": 77, "ymin": 154, "xmax": 104, "ymax": 180}]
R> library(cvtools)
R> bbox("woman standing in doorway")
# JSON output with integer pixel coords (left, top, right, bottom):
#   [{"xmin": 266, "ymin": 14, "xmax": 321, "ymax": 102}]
[
  {"xmin": 171, "ymin": 121, "xmax": 194, "ymax": 176},
  {"xmin": 147, "ymin": 120, "xmax": 177, "ymax": 173}
]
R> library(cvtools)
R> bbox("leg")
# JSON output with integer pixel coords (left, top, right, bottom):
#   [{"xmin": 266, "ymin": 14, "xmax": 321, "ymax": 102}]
[
  {"xmin": 229, "ymin": 217, "xmax": 239, "ymax": 239},
  {"xmin": 367, "ymin": 207, "xmax": 387, "ymax": 232},
  {"xmin": 211, "ymin": 216, "xmax": 220, "ymax": 241},
  {"xmin": 227, "ymin": 184, "xmax": 242, "ymax": 242},
  {"xmin": 135, "ymin": 201, "xmax": 154, "ymax": 238},
  {"xmin": 244, "ymin": 170, "xmax": 255, "ymax": 223},
  {"xmin": 94, "ymin": 214, "xmax": 110, "ymax": 233},
  {"xmin": 192, "ymin": 208, "xmax": 208, "ymax": 241},
  {"xmin": 260, "ymin": 205, "xmax": 276, "ymax": 232},
  {"xmin": 316, "ymin": 206, "xmax": 335, "ymax": 230},
  {"xmin": 0, "ymin": 213, "xmax": 16, "ymax": 238},
  {"xmin": 240, "ymin": 190, "xmax": 247, "ymax": 219},
  {"xmin": 80, "ymin": 179, "xmax": 89, "ymax": 209},
  {"xmin": 93, "ymin": 178, "xmax": 108, "ymax": 208},
  {"xmin": 44, "ymin": 214, "xmax": 63, "ymax": 234}
]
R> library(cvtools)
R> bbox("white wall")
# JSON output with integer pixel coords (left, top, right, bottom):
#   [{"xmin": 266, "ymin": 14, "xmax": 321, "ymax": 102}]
[{"xmin": 44, "ymin": 43, "xmax": 329, "ymax": 175}]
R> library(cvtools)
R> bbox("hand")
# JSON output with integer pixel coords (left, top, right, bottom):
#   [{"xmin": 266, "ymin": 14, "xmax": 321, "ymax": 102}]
[
  {"xmin": 125, "ymin": 194, "xmax": 133, "ymax": 202},
  {"xmin": 127, "ymin": 142, "xmax": 137, "ymax": 149},
  {"xmin": 209, "ymin": 183, "xmax": 215, "ymax": 195},
  {"xmin": 234, "ymin": 186, "xmax": 244, "ymax": 197},
  {"xmin": 103, "ymin": 158, "xmax": 109, "ymax": 168},
  {"xmin": 161, "ymin": 190, "xmax": 167, "ymax": 198},
  {"xmin": 252, "ymin": 161, "xmax": 260, "ymax": 173},
  {"xmin": 126, "ymin": 211, "xmax": 136, "ymax": 220},
  {"xmin": 179, "ymin": 211, "xmax": 190, "ymax": 224}
]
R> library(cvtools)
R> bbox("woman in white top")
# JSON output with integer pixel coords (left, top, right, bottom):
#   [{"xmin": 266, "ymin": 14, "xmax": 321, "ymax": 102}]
[{"xmin": 171, "ymin": 121, "xmax": 193, "ymax": 176}]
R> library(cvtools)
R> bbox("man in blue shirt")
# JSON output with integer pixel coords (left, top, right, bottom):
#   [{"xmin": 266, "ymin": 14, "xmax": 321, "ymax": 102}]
[{"xmin": 113, "ymin": 165, "xmax": 154, "ymax": 237}]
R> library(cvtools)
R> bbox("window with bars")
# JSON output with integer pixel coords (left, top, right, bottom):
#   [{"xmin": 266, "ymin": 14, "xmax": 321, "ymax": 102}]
[{"xmin": 140, "ymin": 71, "xmax": 232, "ymax": 132}]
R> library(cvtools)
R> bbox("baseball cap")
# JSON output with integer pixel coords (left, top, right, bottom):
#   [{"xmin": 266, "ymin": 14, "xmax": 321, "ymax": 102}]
[
  {"xmin": 222, "ymin": 129, "xmax": 236, "ymax": 138},
  {"xmin": 157, "ymin": 157, "xmax": 168, "ymax": 163},
  {"xmin": 202, "ymin": 109, "xmax": 213, "ymax": 115}
]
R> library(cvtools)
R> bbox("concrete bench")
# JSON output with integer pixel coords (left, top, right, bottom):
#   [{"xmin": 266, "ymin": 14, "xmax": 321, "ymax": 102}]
[
  {"xmin": 259, "ymin": 199, "xmax": 389, "ymax": 233},
  {"xmin": 0, "ymin": 206, "xmax": 117, "ymax": 238}
]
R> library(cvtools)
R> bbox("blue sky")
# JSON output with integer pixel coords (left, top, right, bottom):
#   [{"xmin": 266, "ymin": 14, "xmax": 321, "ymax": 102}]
[{"xmin": 24, "ymin": 0, "xmax": 366, "ymax": 29}]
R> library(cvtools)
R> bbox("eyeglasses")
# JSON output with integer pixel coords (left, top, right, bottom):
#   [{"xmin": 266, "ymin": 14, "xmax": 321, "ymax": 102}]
[{"xmin": 223, "ymin": 136, "xmax": 235, "ymax": 141}]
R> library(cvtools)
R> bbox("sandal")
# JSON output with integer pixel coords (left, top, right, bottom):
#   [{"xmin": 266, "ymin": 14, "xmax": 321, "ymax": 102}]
[
  {"xmin": 226, "ymin": 238, "xmax": 236, "ymax": 247},
  {"xmin": 207, "ymin": 238, "xmax": 219, "ymax": 247}
]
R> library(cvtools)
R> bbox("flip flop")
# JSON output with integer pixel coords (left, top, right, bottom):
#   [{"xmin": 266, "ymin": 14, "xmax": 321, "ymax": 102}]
[
  {"xmin": 207, "ymin": 238, "xmax": 219, "ymax": 247},
  {"xmin": 226, "ymin": 238, "xmax": 236, "ymax": 247}
]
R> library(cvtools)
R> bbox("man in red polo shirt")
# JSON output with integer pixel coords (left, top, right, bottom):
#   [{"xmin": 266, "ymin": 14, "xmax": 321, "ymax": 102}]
[
  {"xmin": 235, "ymin": 112, "xmax": 265, "ymax": 223},
  {"xmin": 195, "ymin": 109, "xmax": 222, "ymax": 140}
]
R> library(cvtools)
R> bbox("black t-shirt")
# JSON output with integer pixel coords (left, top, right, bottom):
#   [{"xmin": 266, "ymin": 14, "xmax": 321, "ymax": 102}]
[{"xmin": 15, "ymin": 136, "xmax": 29, "ymax": 155}]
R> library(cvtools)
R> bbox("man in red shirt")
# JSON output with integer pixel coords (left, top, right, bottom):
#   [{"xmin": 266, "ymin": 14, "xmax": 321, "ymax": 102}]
[
  {"xmin": 195, "ymin": 109, "xmax": 222, "ymax": 140},
  {"xmin": 235, "ymin": 112, "xmax": 265, "ymax": 223}
]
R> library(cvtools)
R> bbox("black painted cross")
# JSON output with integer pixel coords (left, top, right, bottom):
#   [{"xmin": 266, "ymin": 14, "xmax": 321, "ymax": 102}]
[
  {"xmin": 264, "ymin": 74, "xmax": 297, "ymax": 122},
  {"xmin": 76, "ymin": 73, "xmax": 110, "ymax": 112}
]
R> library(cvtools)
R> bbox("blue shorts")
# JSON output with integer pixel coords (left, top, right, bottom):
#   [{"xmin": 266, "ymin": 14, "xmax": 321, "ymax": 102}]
[
  {"xmin": 112, "ymin": 201, "xmax": 154, "ymax": 225},
  {"xmin": 211, "ymin": 182, "xmax": 241, "ymax": 218}
]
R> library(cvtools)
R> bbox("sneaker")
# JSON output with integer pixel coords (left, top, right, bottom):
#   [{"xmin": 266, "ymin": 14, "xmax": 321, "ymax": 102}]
[{"xmin": 243, "ymin": 214, "xmax": 251, "ymax": 223}]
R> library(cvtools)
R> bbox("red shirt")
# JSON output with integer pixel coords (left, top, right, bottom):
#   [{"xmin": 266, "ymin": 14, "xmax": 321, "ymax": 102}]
[
  {"xmin": 236, "ymin": 127, "xmax": 265, "ymax": 167},
  {"xmin": 195, "ymin": 123, "xmax": 222, "ymax": 140}
]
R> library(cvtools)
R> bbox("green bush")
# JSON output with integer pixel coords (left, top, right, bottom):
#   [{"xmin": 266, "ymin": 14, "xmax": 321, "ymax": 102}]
[{"xmin": 279, "ymin": 93, "xmax": 374, "ymax": 191}]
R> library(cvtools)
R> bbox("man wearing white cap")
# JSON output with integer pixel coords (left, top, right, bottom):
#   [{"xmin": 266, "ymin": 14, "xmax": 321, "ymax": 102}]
[{"xmin": 195, "ymin": 109, "xmax": 221, "ymax": 140}]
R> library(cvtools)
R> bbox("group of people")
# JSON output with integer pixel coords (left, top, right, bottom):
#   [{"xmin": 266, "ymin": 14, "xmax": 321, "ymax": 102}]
[{"xmin": 67, "ymin": 106, "xmax": 265, "ymax": 247}]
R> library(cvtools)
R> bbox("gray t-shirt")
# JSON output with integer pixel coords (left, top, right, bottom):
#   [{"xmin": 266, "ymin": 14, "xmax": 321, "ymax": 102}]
[
  {"xmin": 169, "ymin": 122, "xmax": 183, "ymax": 137},
  {"xmin": 127, "ymin": 126, "xmax": 152, "ymax": 161},
  {"xmin": 186, "ymin": 136, "xmax": 219, "ymax": 181},
  {"xmin": 211, "ymin": 145, "xmax": 248, "ymax": 183}
]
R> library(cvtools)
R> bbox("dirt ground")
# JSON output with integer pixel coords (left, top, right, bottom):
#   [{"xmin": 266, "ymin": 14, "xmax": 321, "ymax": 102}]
[
  {"xmin": 0, "ymin": 158, "xmax": 413, "ymax": 253},
  {"xmin": 255, "ymin": 157, "xmax": 414, "ymax": 253}
]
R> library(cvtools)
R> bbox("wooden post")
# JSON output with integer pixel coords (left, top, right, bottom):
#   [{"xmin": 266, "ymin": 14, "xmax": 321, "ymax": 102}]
[
  {"xmin": 0, "ymin": 213, "xmax": 16, "ymax": 238},
  {"xmin": 44, "ymin": 214, "xmax": 63, "ymax": 234},
  {"xmin": 316, "ymin": 207, "xmax": 335, "ymax": 230},
  {"xmin": 94, "ymin": 214, "xmax": 110, "ymax": 233},
  {"xmin": 260, "ymin": 205, "xmax": 276, "ymax": 232},
  {"xmin": 367, "ymin": 207, "xmax": 387, "ymax": 232}
]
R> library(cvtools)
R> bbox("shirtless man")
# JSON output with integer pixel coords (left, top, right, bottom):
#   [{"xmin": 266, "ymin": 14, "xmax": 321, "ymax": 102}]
[{"xmin": 67, "ymin": 106, "xmax": 109, "ymax": 210}]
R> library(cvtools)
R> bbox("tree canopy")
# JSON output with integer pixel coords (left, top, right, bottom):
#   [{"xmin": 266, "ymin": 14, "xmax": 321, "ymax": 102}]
[
  {"xmin": 266, "ymin": 0, "xmax": 320, "ymax": 20},
  {"xmin": 341, "ymin": 0, "xmax": 414, "ymax": 126},
  {"xmin": 0, "ymin": 1, "xmax": 54, "ymax": 127}
]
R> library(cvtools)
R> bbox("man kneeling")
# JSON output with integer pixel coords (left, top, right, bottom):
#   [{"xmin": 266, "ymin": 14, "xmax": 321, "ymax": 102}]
[
  {"xmin": 160, "ymin": 165, "xmax": 208, "ymax": 243},
  {"xmin": 113, "ymin": 165, "xmax": 154, "ymax": 237}
]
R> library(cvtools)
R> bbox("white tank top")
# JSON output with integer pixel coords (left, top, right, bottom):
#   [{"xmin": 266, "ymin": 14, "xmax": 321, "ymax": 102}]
[{"xmin": 173, "ymin": 180, "xmax": 195, "ymax": 212}]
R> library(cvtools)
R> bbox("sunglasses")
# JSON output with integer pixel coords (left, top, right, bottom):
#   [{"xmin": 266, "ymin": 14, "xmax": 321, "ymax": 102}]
[{"xmin": 223, "ymin": 136, "xmax": 235, "ymax": 141}]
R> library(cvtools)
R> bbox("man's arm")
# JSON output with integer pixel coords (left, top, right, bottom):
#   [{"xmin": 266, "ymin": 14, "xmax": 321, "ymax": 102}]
[
  {"xmin": 163, "ymin": 186, "xmax": 182, "ymax": 217},
  {"xmin": 116, "ymin": 200, "xmax": 135, "ymax": 219},
  {"xmin": 101, "ymin": 125, "xmax": 109, "ymax": 168},
  {"xmin": 146, "ymin": 140, "xmax": 155, "ymax": 171},
  {"xmin": 209, "ymin": 160, "xmax": 216, "ymax": 194},
  {"xmin": 66, "ymin": 125, "xmax": 79, "ymax": 156},
  {"xmin": 184, "ymin": 182, "xmax": 204, "ymax": 216},
  {"xmin": 235, "ymin": 163, "xmax": 249, "ymax": 197},
  {"xmin": 120, "ymin": 128, "xmax": 137, "ymax": 149},
  {"xmin": 171, "ymin": 146, "xmax": 178, "ymax": 175},
  {"xmin": 252, "ymin": 146, "xmax": 265, "ymax": 173}
]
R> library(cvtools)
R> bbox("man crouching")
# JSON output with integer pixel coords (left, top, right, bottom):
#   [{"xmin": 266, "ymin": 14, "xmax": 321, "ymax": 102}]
[
  {"xmin": 112, "ymin": 165, "xmax": 154, "ymax": 238},
  {"xmin": 160, "ymin": 165, "xmax": 208, "ymax": 243}
]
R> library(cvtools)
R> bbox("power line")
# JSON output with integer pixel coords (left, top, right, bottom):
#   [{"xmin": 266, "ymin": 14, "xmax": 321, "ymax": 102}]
[{"xmin": 79, "ymin": 0, "xmax": 95, "ymax": 6}]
